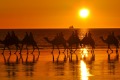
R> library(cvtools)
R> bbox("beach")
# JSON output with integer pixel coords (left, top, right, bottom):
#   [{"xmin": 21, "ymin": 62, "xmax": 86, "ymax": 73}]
[{"xmin": 0, "ymin": 48, "xmax": 120, "ymax": 80}]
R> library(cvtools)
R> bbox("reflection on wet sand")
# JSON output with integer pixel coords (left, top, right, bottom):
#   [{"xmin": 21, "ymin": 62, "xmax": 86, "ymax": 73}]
[
  {"xmin": 0, "ymin": 48, "xmax": 120, "ymax": 80},
  {"xmin": 2, "ymin": 53, "xmax": 19, "ymax": 78},
  {"xmin": 1, "ymin": 51, "xmax": 40, "ymax": 78}
]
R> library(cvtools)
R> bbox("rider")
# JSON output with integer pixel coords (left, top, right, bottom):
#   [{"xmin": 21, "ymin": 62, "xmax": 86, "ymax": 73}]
[
  {"xmin": 11, "ymin": 31, "xmax": 19, "ymax": 41},
  {"xmin": 29, "ymin": 32, "xmax": 35, "ymax": 43},
  {"xmin": 88, "ymin": 31, "xmax": 92, "ymax": 38},
  {"xmin": 107, "ymin": 32, "xmax": 115, "ymax": 41},
  {"xmin": 59, "ymin": 32, "xmax": 64, "ymax": 39},
  {"xmin": 54, "ymin": 33, "xmax": 59, "ymax": 41},
  {"xmin": 5, "ymin": 32, "xmax": 11, "ymax": 42}
]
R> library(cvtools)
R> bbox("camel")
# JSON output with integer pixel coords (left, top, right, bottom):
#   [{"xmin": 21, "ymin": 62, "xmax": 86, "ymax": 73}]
[
  {"xmin": 0, "ymin": 32, "xmax": 21, "ymax": 54},
  {"xmin": 20, "ymin": 32, "xmax": 40, "ymax": 55},
  {"xmin": 44, "ymin": 35, "xmax": 68, "ymax": 61},
  {"xmin": 81, "ymin": 34, "xmax": 95, "ymax": 54},
  {"xmin": 67, "ymin": 31, "xmax": 81, "ymax": 53},
  {"xmin": 100, "ymin": 36, "xmax": 119, "ymax": 53},
  {"xmin": 44, "ymin": 37, "xmax": 67, "ymax": 53}
]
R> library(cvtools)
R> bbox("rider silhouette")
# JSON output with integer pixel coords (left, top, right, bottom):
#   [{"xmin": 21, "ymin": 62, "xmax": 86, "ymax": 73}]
[
  {"xmin": 88, "ymin": 31, "xmax": 92, "ymax": 38},
  {"xmin": 23, "ymin": 32, "xmax": 29, "ymax": 43},
  {"xmin": 107, "ymin": 32, "xmax": 115, "ymax": 41},
  {"xmin": 29, "ymin": 32, "xmax": 34, "ymax": 41},
  {"xmin": 29, "ymin": 32, "xmax": 35, "ymax": 42},
  {"xmin": 5, "ymin": 32, "xmax": 11, "ymax": 41},
  {"xmin": 11, "ymin": 31, "xmax": 20, "ymax": 43},
  {"xmin": 11, "ymin": 31, "xmax": 16, "ymax": 39},
  {"xmin": 58, "ymin": 32, "xmax": 64, "ymax": 39}
]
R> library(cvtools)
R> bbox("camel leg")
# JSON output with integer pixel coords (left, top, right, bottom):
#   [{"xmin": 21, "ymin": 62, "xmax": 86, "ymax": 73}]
[
  {"xmin": 20, "ymin": 44, "xmax": 24, "ymax": 54},
  {"xmin": 15, "ymin": 53, "xmax": 19, "ymax": 63},
  {"xmin": 74, "ymin": 44, "xmax": 78, "ymax": 53},
  {"xmin": 63, "ymin": 47, "xmax": 67, "ymax": 59},
  {"xmin": 76, "ymin": 53, "xmax": 78, "ymax": 61},
  {"xmin": 14, "ymin": 44, "xmax": 19, "ymax": 54},
  {"xmin": 63, "ymin": 48, "xmax": 66, "ymax": 53},
  {"xmin": 69, "ymin": 46, "xmax": 73, "ymax": 53},
  {"xmin": 116, "ymin": 48, "xmax": 119, "ymax": 60},
  {"xmin": 26, "ymin": 53, "xmax": 28, "ymax": 62},
  {"xmin": 26, "ymin": 45, "xmax": 29, "ymax": 54},
  {"xmin": 32, "ymin": 53, "xmax": 35, "ymax": 62},
  {"xmin": 7, "ymin": 49, "xmax": 11, "ymax": 62},
  {"xmin": 51, "ymin": 45, "xmax": 55, "ymax": 53},
  {"xmin": 31, "ymin": 45, "xmax": 40, "ymax": 55},
  {"xmin": 35, "ymin": 45, "xmax": 40, "ymax": 55},
  {"xmin": 31, "ymin": 45, "xmax": 35, "ymax": 54},
  {"xmin": 107, "ymin": 45, "xmax": 113, "ymax": 53},
  {"xmin": 51, "ymin": 45, "xmax": 55, "ymax": 62},
  {"xmin": 108, "ymin": 54, "xmax": 110, "ymax": 61},
  {"xmin": 56, "ymin": 45, "xmax": 60, "ymax": 61},
  {"xmin": 19, "ymin": 53, "xmax": 23, "ymax": 63},
  {"xmin": 36, "ymin": 52, "xmax": 40, "ymax": 61},
  {"xmin": 2, "ymin": 53, "xmax": 6, "ymax": 63},
  {"xmin": 2, "ymin": 46, "xmax": 6, "ymax": 54},
  {"xmin": 57, "ymin": 45, "xmax": 60, "ymax": 54},
  {"xmin": 6, "ymin": 46, "xmax": 11, "ymax": 55}
]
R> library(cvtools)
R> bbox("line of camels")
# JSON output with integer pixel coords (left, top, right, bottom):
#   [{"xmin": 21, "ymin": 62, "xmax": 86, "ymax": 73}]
[
  {"xmin": 44, "ymin": 31, "xmax": 120, "ymax": 61},
  {"xmin": 0, "ymin": 31, "xmax": 40, "ymax": 55},
  {"xmin": 0, "ymin": 31, "xmax": 120, "ymax": 61}
]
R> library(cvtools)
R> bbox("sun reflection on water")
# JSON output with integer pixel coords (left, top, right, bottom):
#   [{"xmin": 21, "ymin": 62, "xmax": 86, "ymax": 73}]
[
  {"xmin": 80, "ymin": 60, "xmax": 89, "ymax": 80},
  {"xmin": 80, "ymin": 48, "xmax": 93, "ymax": 80},
  {"xmin": 81, "ymin": 48, "xmax": 88, "ymax": 59},
  {"xmin": 80, "ymin": 60, "xmax": 93, "ymax": 80}
]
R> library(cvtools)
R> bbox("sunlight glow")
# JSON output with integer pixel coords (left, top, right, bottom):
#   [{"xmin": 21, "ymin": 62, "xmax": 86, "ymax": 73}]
[
  {"xmin": 79, "ymin": 9, "xmax": 89, "ymax": 18},
  {"xmin": 81, "ymin": 48, "xmax": 88, "ymax": 59}
]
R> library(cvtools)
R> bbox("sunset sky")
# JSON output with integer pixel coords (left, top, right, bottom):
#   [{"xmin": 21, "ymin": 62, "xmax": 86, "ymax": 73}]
[{"xmin": 0, "ymin": 0, "xmax": 120, "ymax": 29}]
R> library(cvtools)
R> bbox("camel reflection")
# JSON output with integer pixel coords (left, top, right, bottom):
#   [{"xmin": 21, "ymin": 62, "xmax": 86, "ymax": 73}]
[
  {"xmin": 2, "ymin": 53, "xmax": 19, "ymax": 78},
  {"xmin": 20, "ymin": 52, "xmax": 39, "ymax": 77},
  {"xmin": 51, "ymin": 47, "xmax": 95, "ymax": 62},
  {"xmin": 2, "ymin": 51, "xmax": 40, "ymax": 77},
  {"xmin": 107, "ymin": 51, "xmax": 119, "ymax": 63}
]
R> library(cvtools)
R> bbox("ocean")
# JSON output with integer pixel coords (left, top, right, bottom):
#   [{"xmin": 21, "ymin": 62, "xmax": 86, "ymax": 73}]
[
  {"xmin": 0, "ymin": 28, "xmax": 119, "ymax": 48},
  {"xmin": 0, "ymin": 28, "xmax": 120, "ymax": 80}
]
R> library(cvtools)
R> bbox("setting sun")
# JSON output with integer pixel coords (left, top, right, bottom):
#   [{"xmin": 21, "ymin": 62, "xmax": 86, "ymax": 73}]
[{"xmin": 79, "ymin": 8, "xmax": 89, "ymax": 18}]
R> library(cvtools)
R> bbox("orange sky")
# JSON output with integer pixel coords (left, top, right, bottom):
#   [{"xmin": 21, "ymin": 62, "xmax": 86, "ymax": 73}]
[{"xmin": 0, "ymin": 0, "xmax": 120, "ymax": 29}]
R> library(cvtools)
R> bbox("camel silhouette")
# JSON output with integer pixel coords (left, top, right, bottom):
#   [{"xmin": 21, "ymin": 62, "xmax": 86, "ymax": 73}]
[
  {"xmin": 44, "ymin": 33, "xmax": 68, "ymax": 62},
  {"xmin": 81, "ymin": 33, "xmax": 95, "ymax": 54},
  {"xmin": 21, "ymin": 52, "xmax": 40, "ymax": 76},
  {"xmin": 100, "ymin": 36, "xmax": 119, "ymax": 53},
  {"xmin": 67, "ymin": 31, "xmax": 81, "ymax": 53},
  {"xmin": 0, "ymin": 32, "xmax": 21, "ymax": 54},
  {"xmin": 20, "ymin": 32, "xmax": 40, "ymax": 55},
  {"xmin": 44, "ymin": 36, "xmax": 67, "ymax": 54}
]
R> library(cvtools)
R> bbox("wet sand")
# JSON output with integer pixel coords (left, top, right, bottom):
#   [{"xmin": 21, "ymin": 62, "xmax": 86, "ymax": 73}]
[{"xmin": 0, "ymin": 49, "xmax": 120, "ymax": 80}]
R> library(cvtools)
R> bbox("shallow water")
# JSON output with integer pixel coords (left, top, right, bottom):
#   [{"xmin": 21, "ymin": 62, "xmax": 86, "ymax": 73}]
[{"xmin": 0, "ymin": 49, "xmax": 120, "ymax": 80}]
